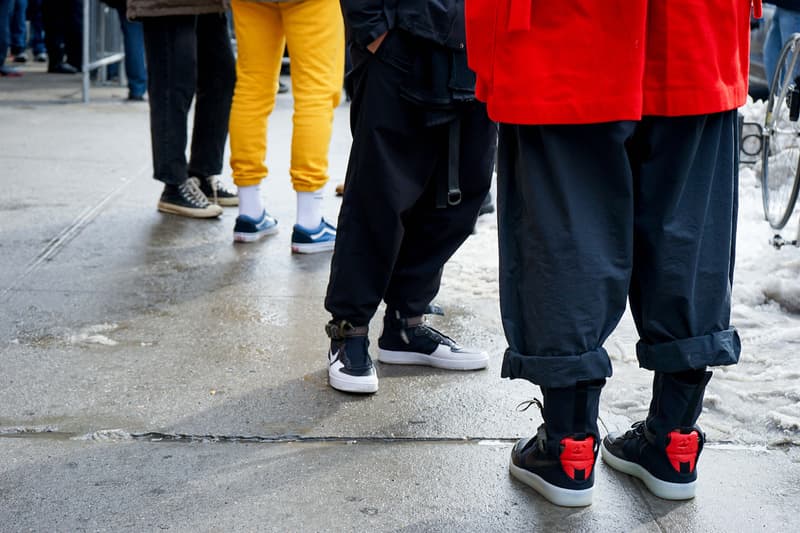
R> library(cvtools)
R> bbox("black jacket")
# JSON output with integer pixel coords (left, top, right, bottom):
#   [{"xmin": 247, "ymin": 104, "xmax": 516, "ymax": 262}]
[{"xmin": 341, "ymin": 0, "xmax": 465, "ymax": 50}]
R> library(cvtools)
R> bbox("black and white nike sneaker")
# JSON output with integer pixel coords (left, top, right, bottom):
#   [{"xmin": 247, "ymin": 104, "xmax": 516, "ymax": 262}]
[
  {"xmin": 325, "ymin": 320, "xmax": 378, "ymax": 394},
  {"xmin": 377, "ymin": 312, "xmax": 489, "ymax": 370}
]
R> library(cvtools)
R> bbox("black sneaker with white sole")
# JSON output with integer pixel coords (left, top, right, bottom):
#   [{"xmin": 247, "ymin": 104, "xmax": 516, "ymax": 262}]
[
  {"xmin": 377, "ymin": 312, "xmax": 488, "ymax": 370},
  {"xmin": 157, "ymin": 178, "xmax": 223, "ymax": 218},
  {"xmin": 195, "ymin": 175, "xmax": 238, "ymax": 207},
  {"xmin": 325, "ymin": 320, "xmax": 378, "ymax": 394},
  {"xmin": 509, "ymin": 424, "xmax": 597, "ymax": 507},
  {"xmin": 601, "ymin": 420, "xmax": 704, "ymax": 500}
]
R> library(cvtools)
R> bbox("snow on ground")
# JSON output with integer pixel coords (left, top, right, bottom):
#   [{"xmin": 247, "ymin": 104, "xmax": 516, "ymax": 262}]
[{"xmin": 440, "ymin": 99, "xmax": 800, "ymax": 448}]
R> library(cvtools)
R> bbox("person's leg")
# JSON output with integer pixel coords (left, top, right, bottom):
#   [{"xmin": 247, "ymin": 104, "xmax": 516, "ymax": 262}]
[
  {"xmin": 63, "ymin": 0, "xmax": 81, "ymax": 68},
  {"xmin": 628, "ymin": 112, "xmax": 740, "ymax": 375},
  {"xmin": 142, "ymin": 15, "xmax": 222, "ymax": 218},
  {"xmin": 496, "ymin": 121, "xmax": 634, "ymax": 506},
  {"xmin": 324, "ymin": 33, "xmax": 439, "ymax": 393},
  {"xmin": 9, "ymin": 0, "xmax": 27, "ymax": 57},
  {"xmin": 764, "ymin": 8, "xmax": 783, "ymax": 86},
  {"xmin": 764, "ymin": 8, "xmax": 800, "ymax": 85},
  {"xmin": 142, "ymin": 16, "xmax": 197, "ymax": 186},
  {"xmin": 28, "ymin": 0, "xmax": 45, "ymax": 58},
  {"xmin": 376, "ymin": 105, "xmax": 494, "ymax": 370},
  {"xmin": 42, "ymin": 0, "xmax": 69, "ymax": 71},
  {"xmin": 497, "ymin": 122, "xmax": 633, "ymax": 389},
  {"xmin": 382, "ymin": 106, "xmax": 494, "ymax": 318},
  {"xmin": 0, "ymin": 0, "xmax": 12, "ymax": 68},
  {"xmin": 602, "ymin": 111, "xmax": 740, "ymax": 500},
  {"xmin": 189, "ymin": 12, "xmax": 236, "ymax": 180},
  {"xmin": 324, "ymin": 33, "xmax": 438, "ymax": 328},
  {"xmin": 228, "ymin": 0, "xmax": 284, "ymax": 224},
  {"xmin": 115, "ymin": 7, "xmax": 147, "ymax": 99},
  {"xmin": 281, "ymin": 0, "xmax": 344, "ymax": 233}
]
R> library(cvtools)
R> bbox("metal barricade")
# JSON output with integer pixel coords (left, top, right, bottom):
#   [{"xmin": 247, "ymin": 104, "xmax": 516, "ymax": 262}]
[{"xmin": 81, "ymin": 0, "xmax": 126, "ymax": 103}]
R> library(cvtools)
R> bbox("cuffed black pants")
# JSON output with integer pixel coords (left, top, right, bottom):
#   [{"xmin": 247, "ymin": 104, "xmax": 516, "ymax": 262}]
[
  {"xmin": 325, "ymin": 34, "xmax": 496, "ymax": 326},
  {"xmin": 498, "ymin": 112, "xmax": 741, "ymax": 388},
  {"xmin": 142, "ymin": 14, "xmax": 236, "ymax": 185}
]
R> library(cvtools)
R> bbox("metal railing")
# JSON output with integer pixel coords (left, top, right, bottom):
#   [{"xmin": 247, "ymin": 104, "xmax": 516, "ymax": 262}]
[{"xmin": 81, "ymin": 0, "xmax": 125, "ymax": 103}]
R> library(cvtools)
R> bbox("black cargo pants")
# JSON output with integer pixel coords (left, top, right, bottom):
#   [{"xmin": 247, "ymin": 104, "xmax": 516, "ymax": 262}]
[
  {"xmin": 325, "ymin": 32, "xmax": 496, "ymax": 326},
  {"xmin": 497, "ymin": 112, "xmax": 741, "ymax": 388}
]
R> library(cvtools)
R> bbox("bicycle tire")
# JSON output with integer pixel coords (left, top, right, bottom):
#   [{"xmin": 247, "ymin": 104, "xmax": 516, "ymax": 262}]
[{"xmin": 761, "ymin": 35, "xmax": 800, "ymax": 230}]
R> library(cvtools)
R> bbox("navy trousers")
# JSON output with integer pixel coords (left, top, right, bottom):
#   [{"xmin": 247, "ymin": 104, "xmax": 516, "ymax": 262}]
[{"xmin": 497, "ymin": 112, "xmax": 741, "ymax": 388}]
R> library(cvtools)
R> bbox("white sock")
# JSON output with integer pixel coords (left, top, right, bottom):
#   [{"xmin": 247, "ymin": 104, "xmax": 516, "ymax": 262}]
[
  {"xmin": 296, "ymin": 190, "xmax": 323, "ymax": 229},
  {"xmin": 238, "ymin": 184, "xmax": 264, "ymax": 219}
]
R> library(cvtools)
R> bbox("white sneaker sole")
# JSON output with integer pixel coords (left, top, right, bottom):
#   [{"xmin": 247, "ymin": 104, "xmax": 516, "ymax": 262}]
[
  {"xmin": 291, "ymin": 241, "xmax": 335, "ymax": 254},
  {"xmin": 600, "ymin": 440, "xmax": 696, "ymax": 500},
  {"xmin": 378, "ymin": 346, "xmax": 488, "ymax": 370},
  {"xmin": 328, "ymin": 369, "xmax": 378, "ymax": 394},
  {"xmin": 233, "ymin": 226, "xmax": 279, "ymax": 243},
  {"xmin": 158, "ymin": 202, "xmax": 223, "ymax": 219},
  {"xmin": 212, "ymin": 197, "xmax": 239, "ymax": 207},
  {"xmin": 509, "ymin": 461, "xmax": 593, "ymax": 507}
]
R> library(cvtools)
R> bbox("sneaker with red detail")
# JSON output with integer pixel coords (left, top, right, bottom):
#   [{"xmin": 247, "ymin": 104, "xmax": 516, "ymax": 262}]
[
  {"xmin": 509, "ymin": 424, "xmax": 597, "ymax": 507},
  {"xmin": 601, "ymin": 421, "xmax": 705, "ymax": 500}
]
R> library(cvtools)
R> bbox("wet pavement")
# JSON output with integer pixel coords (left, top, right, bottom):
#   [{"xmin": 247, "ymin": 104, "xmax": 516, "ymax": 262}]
[{"xmin": 1, "ymin": 71, "xmax": 799, "ymax": 531}]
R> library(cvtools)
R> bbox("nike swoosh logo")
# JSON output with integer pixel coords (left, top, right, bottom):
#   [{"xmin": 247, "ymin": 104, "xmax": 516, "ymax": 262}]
[{"xmin": 328, "ymin": 349, "xmax": 340, "ymax": 366}]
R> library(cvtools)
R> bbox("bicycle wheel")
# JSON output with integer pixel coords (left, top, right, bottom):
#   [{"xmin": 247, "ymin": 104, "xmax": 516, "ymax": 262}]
[{"xmin": 762, "ymin": 35, "xmax": 800, "ymax": 230}]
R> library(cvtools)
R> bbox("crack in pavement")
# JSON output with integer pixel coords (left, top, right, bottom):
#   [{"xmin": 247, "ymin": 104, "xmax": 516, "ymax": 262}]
[
  {"xmin": 0, "ymin": 428, "xmax": 519, "ymax": 445},
  {"xmin": 0, "ymin": 168, "xmax": 143, "ymax": 303}
]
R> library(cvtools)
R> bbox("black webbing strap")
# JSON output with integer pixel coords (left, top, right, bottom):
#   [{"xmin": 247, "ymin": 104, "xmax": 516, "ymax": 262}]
[{"xmin": 436, "ymin": 119, "xmax": 463, "ymax": 208}]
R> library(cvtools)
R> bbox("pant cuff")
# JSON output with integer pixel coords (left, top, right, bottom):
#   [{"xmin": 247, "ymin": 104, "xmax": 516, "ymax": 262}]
[
  {"xmin": 636, "ymin": 327, "xmax": 741, "ymax": 372},
  {"xmin": 501, "ymin": 347, "xmax": 613, "ymax": 388}
]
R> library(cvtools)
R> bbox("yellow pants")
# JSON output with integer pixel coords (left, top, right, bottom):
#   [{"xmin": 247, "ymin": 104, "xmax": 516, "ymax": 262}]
[{"xmin": 229, "ymin": 0, "xmax": 344, "ymax": 191}]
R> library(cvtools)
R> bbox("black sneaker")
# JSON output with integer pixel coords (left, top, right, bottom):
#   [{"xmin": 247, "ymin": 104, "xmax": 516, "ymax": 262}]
[
  {"xmin": 195, "ymin": 175, "xmax": 238, "ymax": 207},
  {"xmin": 157, "ymin": 178, "xmax": 223, "ymax": 218},
  {"xmin": 326, "ymin": 320, "xmax": 378, "ymax": 394},
  {"xmin": 510, "ymin": 424, "xmax": 597, "ymax": 507},
  {"xmin": 601, "ymin": 421, "xmax": 704, "ymax": 500},
  {"xmin": 377, "ymin": 313, "xmax": 488, "ymax": 370}
]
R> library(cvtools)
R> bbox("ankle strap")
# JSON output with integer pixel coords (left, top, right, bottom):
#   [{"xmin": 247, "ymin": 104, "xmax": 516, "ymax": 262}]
[
  {"xmin": 386, "ymin": 311, "xmax": 424, "ymax": 329},
  {"xmin": 325, "ymin": 320, "xmax": 368, "ymax": 340}
]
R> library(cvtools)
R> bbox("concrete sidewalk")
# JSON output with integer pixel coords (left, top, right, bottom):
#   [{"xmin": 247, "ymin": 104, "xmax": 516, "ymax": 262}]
[{"xmin": 1, "ymin": 74, "xmax": 798, "ymax": 532}]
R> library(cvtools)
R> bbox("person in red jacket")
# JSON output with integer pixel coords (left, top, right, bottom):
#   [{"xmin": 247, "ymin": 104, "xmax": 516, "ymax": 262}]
[{"xmin": 466, "ymin": 0, "xmax": 758, "ymax": 507}]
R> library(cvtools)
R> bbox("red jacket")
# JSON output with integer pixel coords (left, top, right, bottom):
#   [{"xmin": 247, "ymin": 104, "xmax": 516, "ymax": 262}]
[{"xmin": 466, "ymin": 0, "xmax": 760, "ymax": 125}]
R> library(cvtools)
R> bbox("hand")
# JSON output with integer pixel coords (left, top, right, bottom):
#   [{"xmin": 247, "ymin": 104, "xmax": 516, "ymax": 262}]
[{"xmin": 367, "ymin": 32, "xmax": 388, "ymax": 54}]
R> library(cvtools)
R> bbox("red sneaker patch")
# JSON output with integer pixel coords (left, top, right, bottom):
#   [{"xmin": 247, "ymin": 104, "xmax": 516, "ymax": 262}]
[
  {"xmin": 560, "ymin": 436, "xmax": 595, "ymax": 481},
  {"xmin": 665, "ymin": 430, "xmax": 700, "ymax": 473}
]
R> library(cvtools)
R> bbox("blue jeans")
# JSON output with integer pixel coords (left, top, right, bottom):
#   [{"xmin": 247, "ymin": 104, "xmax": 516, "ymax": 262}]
[
  {"xmin": 26, "ymin": 0, "xmax": 45, "ymax": 55},
  {"xmin": 114, "ymin": 6, "xmax": 147, "ymax": 98},
  {"xmin": 764, "ymin": 7, "xmax": 800, "ymax": 87},
  {"xmin": 0, "ymin": 0, "xmax": 11, "ymax": 67},
  {"xmin": 9, "ymin": 0, "xmax": 27, "ymax": 54}
]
